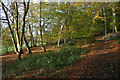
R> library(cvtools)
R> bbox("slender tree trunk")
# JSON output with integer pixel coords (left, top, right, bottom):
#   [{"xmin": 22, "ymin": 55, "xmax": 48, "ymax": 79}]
[
  {"xmin": 39, "ymin": 2, "xmax": 46, "ymax": 52},
  {"xmin": 31, "ymin": 24, "xmax": 36, "ymax": 47},
  {"xmin": 35, "ymin": 29, "xmax": 38, "ymax": 46},
  {"xmin": 31, "ymin": 37, "xmax": 33, "ymax": 47},
  {"xmin": 67, "ymin": 11, "xmax": 73, "ymax": 42},
  {"xmin": 112, "ymin": 8, "xmax": 118, "ymax": 33},
  {"xmin": 20, "ymin": 3, "xmax": 26, "ymax": 54},
  {"xmin": 15, "ymin": 2, "xmax": 22, "ymax": 55},
  {"xmin": 19, "ymin": 1, "xmax": 30, "ymax": 59},
  {"xmin": 1, "ymin": 2, "xmax": 18, "ymax": 54},
  {"xmin": 57, "ymin": 24, "xmax": 64, "ymax": 46},
  {"xmin": 27, "ymin": 12, "xmax": 33, "ymax": 47},
  {"xmin": 15, "ymin": 2, "xmax": 24, "ymax": 59},
  {"xmin": 103, "ymin": 7, "xmax": 107, "ymax": 35},
  {"xmin": 28, "ymin": 24, "xmax": 33, "ymax": 47},
  {"xmin": 57, "ymin": 17, "xmax": 67, "ymax": 46},
  {"xmin": 64, "ymin": 11, "xmax": 68, "ymax": 44},
  {"xmin": 23, "ymin": 36, "xmax": 32, "ymax": 54},
  {"xmin": 57, "ymin": 38, "xmax": 61, "ymax": 46},
  {"xmin": 64, "ymin": 26, "xmax": 67, "ymax": 44}
]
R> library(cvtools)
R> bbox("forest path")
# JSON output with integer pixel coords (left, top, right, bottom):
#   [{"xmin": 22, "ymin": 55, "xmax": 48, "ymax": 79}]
[{"xmin": 49, "ymin": 40, "xmax": 120, "ymax": 78}]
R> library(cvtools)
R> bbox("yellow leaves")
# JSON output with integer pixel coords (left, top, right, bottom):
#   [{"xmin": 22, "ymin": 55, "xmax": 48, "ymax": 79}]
[{"xmin": 94, "ymin": 14, "xmax": 107, "ymax": 22}]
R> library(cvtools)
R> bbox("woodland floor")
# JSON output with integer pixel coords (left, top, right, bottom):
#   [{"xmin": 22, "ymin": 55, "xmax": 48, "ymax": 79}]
[
  {"xmin": 51, "ymin": 40, "xmax": 120, "ymax": 78},
  {"xmin": 2, "ymin": 45, "xmax": 56, "ymax": 65},
  {"xmin": 1, "ymin": 39, "xmax": 120, "ymax": 78}
]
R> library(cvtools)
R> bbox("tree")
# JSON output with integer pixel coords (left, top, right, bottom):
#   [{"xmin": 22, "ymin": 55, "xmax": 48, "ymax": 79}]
[
  {"xmin": 108, "ymin": 2, "xmax": 118, "ymax": 33},
  {"xmin": 39, "ymin": 2, "xmax": 46, "ymax": 52},
  {"xmin": 1, "ymin": 0, "xmax": 31, "ymax": 59}
]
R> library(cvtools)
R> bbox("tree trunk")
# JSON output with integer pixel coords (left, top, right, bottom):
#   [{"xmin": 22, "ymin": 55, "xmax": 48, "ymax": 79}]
[
  {"xmin": 57, "ymin": 38, "xmax": 61, "ymax": 46},
  {"xmin": 15, "ymin": 2, "xmax": 21, "ymax": 54},
  {"xmin": 1, "ymin": 2, "xmax": 18, "ymax": 54},
  {"xmin": 35, "ymin": 35, "xmax": 38, "ymax": 46},
  {"xmin": 19, "ymin": 1, "xmax": 30, "ymax": 59},
  {"xmin": 64, "ymin": 11, "xmax": 68, "ymax": 44},
  {"xmin": 23, "ymin": 36, "xmax": 32, "ymax": 54},
  {"xmin": 1, "ymin": 1, "xmax": 30, "ymax": 59},
  {"xmin": 103, "ymin": 7, "xmax": 107, "ymax": 35},
  {"xmin": 57, "ymin": 17, "xmax": 67, "ymax": 46},
  {"xmin": 64, "ymin": 26, "xmax": 67, "ymax": 44},
  {"xmin": 28, "ymin": 24, "xmax": 34, "ymax": 47},
  {"xmin": 35, "ymin": 28, "xmax": 38, "ymax": 47},
  {"xmin": 57, "ymin": 24, "xmax": 64, "ymax": 46},
  {"xmin": 39, "ymin": 2, "xmax": 46, "ymax": 52},
  {"xmin": 112, "ymin": 8, "xmax": 118, "ymax": 33}
]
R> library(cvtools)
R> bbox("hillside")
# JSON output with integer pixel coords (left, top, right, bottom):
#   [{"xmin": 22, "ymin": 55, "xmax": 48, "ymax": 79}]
[{"xmin": 2, "ymin": 39, "xmax": 120, "ymax": 78}]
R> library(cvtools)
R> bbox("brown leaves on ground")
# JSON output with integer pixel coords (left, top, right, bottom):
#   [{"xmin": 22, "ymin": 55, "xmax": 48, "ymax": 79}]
[
  {"xmin": 2, "ymin": 40, "xmax": 120, "ymax": 78},
  {"xmin": 50, "ymin": 40, "xmax": 120, "ymax": 78},
  {"xmin": 2, "ymin": 45, "xmax": 56, "ymax": 65}
]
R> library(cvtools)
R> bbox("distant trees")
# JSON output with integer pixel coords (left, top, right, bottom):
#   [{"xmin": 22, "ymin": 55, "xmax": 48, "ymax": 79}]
[{"xmin": 1, "ymin": 27, "xmax": 12, "ymax": 53}]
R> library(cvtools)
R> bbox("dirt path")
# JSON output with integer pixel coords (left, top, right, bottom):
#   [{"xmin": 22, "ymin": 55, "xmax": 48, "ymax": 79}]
[{"xmin": 50, "ymin": 40, "xmax": 120, "ymax": 78}]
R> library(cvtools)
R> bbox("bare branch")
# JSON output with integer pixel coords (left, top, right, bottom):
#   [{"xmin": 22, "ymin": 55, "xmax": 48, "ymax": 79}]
[
  {"xmin": 26, "ymin": 0, "xmax": 30, "ymax": 13},
  {"xmin": 0, "ymin": 1, "xmax": 15, "ymax": 19},
  {"xmin": 0, "ymin": 19, "xmax": 7, "ymax": 20}
]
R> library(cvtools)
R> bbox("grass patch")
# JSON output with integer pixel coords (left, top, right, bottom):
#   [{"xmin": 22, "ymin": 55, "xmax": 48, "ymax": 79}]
[{"xmin": 2, "ymin": 45, "xmax": 88, "ymax": 78}]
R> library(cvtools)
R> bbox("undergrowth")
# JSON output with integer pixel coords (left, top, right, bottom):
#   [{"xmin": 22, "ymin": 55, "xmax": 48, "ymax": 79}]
[{"xmin": 2, "ymin": 45, "xmax": 88, "ymax": 78}]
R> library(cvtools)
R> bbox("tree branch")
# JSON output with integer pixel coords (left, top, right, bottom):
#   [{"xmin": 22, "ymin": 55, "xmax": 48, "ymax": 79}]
[
  {"xmin": 26, "ymin": 0, "xmax": 30, "ymax": 14},
  {"xmin": 0, "ymin": 1, "xmax": 15, "ymax": 19}
]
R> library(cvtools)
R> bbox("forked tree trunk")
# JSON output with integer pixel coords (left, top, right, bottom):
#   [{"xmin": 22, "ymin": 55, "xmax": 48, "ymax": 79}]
[
  {"xmin": 1, "ymin": 1, "xmax": 30, "ymax": 59},
  {"xmin": 57, "ymin": 18, "xmax": 67, "ymax": 46},
  {"xmin": 19, "ymin": 1, "xmax": 30, "ymax": 59}
]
